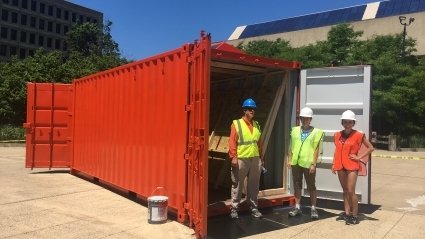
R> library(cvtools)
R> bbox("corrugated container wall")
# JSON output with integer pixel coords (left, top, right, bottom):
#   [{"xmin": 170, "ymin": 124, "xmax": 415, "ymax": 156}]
[{"xmin": 72, "ymin": 47, "xmax": 192, "ymax": 220}]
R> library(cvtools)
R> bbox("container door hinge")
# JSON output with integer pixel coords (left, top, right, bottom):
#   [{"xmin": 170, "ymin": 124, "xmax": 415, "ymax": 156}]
[
  {"xmin": 185, "ymin": 105, "xmax": 192, "ymax": 111},
  {"xmin": 184, "ymin": 154, "xmax": 191, "ymax": 160},
  {"xmin": 187, "ymin": 56, "xmax": 193, "ymax": 63},
  {"xmin": 184, "ymin": 202, "xmax": 190, "ymax": 209}
]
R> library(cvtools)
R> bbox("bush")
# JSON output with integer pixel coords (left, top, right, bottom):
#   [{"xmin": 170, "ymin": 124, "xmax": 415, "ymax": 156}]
[
  {"xmin": 398, "ymin": 135, "xmax": 425, "ymax": 148},
  {"xmin": 0, "ymin": 125, "xmax": 25, "ymax": 141}
]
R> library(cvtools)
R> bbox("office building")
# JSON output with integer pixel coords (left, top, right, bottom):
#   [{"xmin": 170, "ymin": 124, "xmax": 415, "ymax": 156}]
[{"xmin": 0, "ymin": 0, "xmax": 103, "ymax": 60}]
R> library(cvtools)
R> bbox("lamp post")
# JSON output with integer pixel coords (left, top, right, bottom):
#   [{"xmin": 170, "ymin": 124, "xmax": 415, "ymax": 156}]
[{"xmin": 399, "ymin": 16, "xmax": 414, "ymax": 61}]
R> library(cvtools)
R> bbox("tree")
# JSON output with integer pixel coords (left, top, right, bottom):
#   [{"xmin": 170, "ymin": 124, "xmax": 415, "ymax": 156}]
[
  {"xmin": 327, "ymin": 24, "xmax": 363, "ymax": 66},
  {"xmin": 66, "ymin": 20, "xmax": 121, "ymax": 58}
]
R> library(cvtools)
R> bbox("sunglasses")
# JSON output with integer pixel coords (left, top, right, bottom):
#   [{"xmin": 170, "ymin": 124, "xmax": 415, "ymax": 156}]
[
  {"xmin": 244, "ymin": 108, "xmax": 255, "ymax": 111},
  {"xmin": 342, "ymin": 120, "xmax": 354, "ymax": 124}
]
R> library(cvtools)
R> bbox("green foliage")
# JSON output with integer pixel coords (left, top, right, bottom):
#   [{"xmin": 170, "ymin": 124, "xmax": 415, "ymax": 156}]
[
  {"xmin": 0, "ymin": 21, "xmax": 127, "ymax": 126},
  {"xmin": 327, "ymin": 24, "xmax": 363, "ymax": 65},
  {"xmin": 238, "ymin": 24, "xmax": 425, "ymax": 137},
  {"xmin": 0, "ymin": 125, "xmax": 25, "ymax": 140}
]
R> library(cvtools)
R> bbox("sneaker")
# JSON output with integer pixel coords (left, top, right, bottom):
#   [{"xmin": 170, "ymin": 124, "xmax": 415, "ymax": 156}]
[
  {"xmin": 251, "ymin": 209, "xmax": 263, "ymax": 218},
  {"xmin": 230, "ymin": 208, "xmax": 238, "ymax": 219},
  {"xmin": 345, "ymin": 215, "xmax": 359, "ymax": 225},
  {"xmin": 336, "ymin": 212, "xmax": 348, "ymax": 221},
  {"xmin": 310, "ymin": 208, "xmax": 319, "ymax": 219},
  {"xmin": 288, "ymin": 207, "xmax": 302, "ymax": 217}
]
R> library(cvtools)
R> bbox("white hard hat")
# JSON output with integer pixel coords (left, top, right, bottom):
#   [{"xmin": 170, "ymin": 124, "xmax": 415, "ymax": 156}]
[
  {"xmin": 340, "ymin": 110, "xmax": 356, "ymax": 121},
  {"xmin": 299, "ymin": 107, "xmax": 313, "ymax": 118}
]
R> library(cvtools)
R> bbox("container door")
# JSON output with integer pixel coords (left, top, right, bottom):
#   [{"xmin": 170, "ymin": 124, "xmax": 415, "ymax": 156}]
[
  {"xmin": 24, "ymin": 83, "xmax": 73, "ymax": 169},
  {"xmin": 186, "ymin": 33, "xmax": 210, "ymax": 238},
  {"xmin": 298, "ymin": 66, "xmax": 371, "ymax": 203}
]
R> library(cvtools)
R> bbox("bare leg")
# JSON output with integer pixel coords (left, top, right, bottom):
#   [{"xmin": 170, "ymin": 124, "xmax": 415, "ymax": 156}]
[
  {"xmin": 346, "ymin": 171, "xmax": 359, "ymax": 216},
  {"xmin": 337, "ymin": 170, "xmax": 351, "ymax": 215}
]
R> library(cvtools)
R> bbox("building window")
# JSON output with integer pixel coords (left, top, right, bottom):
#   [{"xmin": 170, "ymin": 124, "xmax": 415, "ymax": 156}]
[
  {"xmin": 21, "ymin": 14, "xmax": 27, "ymax": 26},
  {"xmin": 11, "ymin": 12, "xmax": 18, "ymax": 23},
  {"xmin": 64, "ymin": 10, "xmax": 69, "ymax": 20},
  {"xmin": 11, "ymin": 29, "xmax": 17, "ymax": 40},
  {"xmin": 55, "ymin": 39, "xmax": 61, "ymax": 49},
  {"xmin": 12, "ymin": 0, "xmax": 18, "ymax": 6},
  {"xmin": 72, "ymin": 12, "xmax": 76, "ymax": 22},
  {"xmin": 47, "ymin": 37, "xmax": 52, "ymax": 48},
  {"xmin": 56, "ymin": 8, "xmax": 61, "ymax": 19},
  {"xmin": 39, "ymin": 3, "xmax": 45, "ymax": 14},
  {"xmin": 22, "ymin": 0, "xmax": 28, "ymax": 9},
  {"xmin": 48, "ymin": 5, "xmax": 53, "ymax": 16},
  {"xmin": 38, "ymin": 35, "xmax": 44, "ymax": 46},
  {"xmin": 86, "ymin": 17, "xmax": 91, "ymax": 22},
  {"xmin": 47, "ymin": 21, "xmax": 52, "ymax": 32},
  {"xmin": 0, "ymin": 45, "xmax": 7, "ymax": 57},
  {"xmin": 63, "ymin": 42, "xmax": 67, "ymax": 51},
  {"xmin": 10, "ymin": 46, "xmax": 17, "ymax": 56},
  {"xmin": 2, "ymin": 0, "xmax": 10, "ymax": 5},
  {"xmin": 28, "ymin": 49, "xmax": 34, "ymax": 56},
  {"xmin": 30, "ymin": 0, "xmax": 36, "ymax": 11},
  {"xmin": 20, "ymin": 31, "xmax": 26, "ymax": 42},
  {"xmin": 30, "ymin": 16, "xmax": 36, "ymax": 28},
  {"xmin": 29, "ymin": 33, "xmax": 35, "ymax": 44},
  {"xmin": 1, "ymin": 9, "xmax": 9, "ymax": 21},
  {"xmin": 1, "ymin": 27, "xmax": 8, "ymax": 39},
  {"xmin": 39, "ymin": 19, "xmax": 44, "ymax": 30},
  {"xmin": 64, "ymin": 25, "xmax": 69, "ymax": 34},
  {"xmin": 55, "ymin": 24, "xmax": 61, "ymax": 34},
  {"xmin": 79, "ymin": 15, "xmax": 83, "ymax": 23},
  {"xmin": 19, "ymin": 48, "xmax": 26, "ymax": 59}
]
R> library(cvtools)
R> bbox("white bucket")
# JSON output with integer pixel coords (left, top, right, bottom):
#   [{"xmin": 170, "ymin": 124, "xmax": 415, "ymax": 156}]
[{"xmin": 147, "ymin": 195, "xmax": 168, "ymax": 224}]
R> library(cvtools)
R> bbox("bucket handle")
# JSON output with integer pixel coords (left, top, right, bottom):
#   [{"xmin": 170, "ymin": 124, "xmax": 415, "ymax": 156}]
[{"xmin": 151, "ymin": 186, "xmax": 167, "ymax": 197}]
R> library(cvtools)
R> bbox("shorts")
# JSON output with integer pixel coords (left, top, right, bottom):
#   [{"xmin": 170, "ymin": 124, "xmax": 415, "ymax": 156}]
[{"xmin": 291, "ymin": 164, "xmax": 316, "ymax": 191}]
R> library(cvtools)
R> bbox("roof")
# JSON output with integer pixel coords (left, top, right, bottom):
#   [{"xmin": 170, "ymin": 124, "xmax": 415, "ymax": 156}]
[{"xmin": 229, "ymin": 0, "xmax": 425, "ymax": 40}]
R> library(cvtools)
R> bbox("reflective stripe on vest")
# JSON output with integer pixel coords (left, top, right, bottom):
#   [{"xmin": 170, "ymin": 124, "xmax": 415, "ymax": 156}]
[
  {"xmin": 233, "ymin": 119, "xmax": 261, "ymax": 158},
  {"xmin": 290, "ymin": 126, "xmax": 324, "ymax": 168},
  {"xmin": 333, "ymin": 130, "xmax": 364, "ymax": 170}
]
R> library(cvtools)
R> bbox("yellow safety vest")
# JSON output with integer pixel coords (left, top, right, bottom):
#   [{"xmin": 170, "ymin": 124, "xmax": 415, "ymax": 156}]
[
  {"xmin": 290, "ymin": 126, "xmax": 324, "ymax": 168},
  {"xmin": 233, "ymin": 119, "xmax": 261, "ymax": 158}
]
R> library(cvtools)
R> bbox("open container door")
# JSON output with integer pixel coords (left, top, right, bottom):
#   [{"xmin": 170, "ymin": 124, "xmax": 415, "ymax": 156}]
[
  {"xmin": 23, "ymin": 83, "xmax": 73, "ymax": 169},
  {"xmin": 298, "ymin": 66, "xmax": 372, "ymax": 203},
  {"xmin": 186, "ymin": 32, "xmax": 210, "ymax": 239}
]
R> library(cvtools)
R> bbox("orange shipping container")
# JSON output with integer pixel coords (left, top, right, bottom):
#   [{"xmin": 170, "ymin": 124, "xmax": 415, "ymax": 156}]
[{"xmin": 24, "ymin": 33, "xmax": 302, "ymax": 238}]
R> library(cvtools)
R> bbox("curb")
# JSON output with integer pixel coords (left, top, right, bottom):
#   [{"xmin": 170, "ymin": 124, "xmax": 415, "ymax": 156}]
[{"xmin": 372, "ymin": 154, "xmax": 425, "ymax": 160}]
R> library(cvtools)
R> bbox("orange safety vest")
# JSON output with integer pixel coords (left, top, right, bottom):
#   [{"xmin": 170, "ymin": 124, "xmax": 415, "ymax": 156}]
[{"xmin": 333, "ymin": 130, "xmax": 364, "ymax": 171}]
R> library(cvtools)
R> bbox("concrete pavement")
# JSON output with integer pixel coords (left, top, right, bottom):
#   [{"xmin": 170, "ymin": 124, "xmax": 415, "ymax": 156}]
[{"xmin": 1, "ymin": 147, "xmax": 425, "ymax": 238}]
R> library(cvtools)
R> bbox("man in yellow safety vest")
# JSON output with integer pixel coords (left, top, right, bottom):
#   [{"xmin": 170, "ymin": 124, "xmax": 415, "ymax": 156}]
[
  {"xmin": 228, "ymin": 98, "xmax": 263, "ymax": 219},
  {"xmin": 287, "ymin": 107, "xmax": 324, "ymax": 219}
]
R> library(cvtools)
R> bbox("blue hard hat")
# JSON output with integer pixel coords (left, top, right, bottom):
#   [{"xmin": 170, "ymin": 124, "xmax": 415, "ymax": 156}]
[{"xmin": 242, "ymin": 98, "xmax": 256, "ymax": 108}]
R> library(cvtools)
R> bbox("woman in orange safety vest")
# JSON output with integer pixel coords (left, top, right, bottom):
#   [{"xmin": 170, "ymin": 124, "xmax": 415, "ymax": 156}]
[{"xmin": 332, "ymin": 110, "xmax": 374, "ymax": 225}]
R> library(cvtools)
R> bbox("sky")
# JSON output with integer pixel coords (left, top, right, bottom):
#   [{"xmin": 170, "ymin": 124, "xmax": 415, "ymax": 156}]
[{"xmin": 69, "ymin": 0, "xmax": 379, "ymax": 60}]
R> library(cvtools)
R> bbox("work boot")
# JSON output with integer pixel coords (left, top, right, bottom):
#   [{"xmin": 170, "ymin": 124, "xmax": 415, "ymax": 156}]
[
  {"xmin": 345, "ymin": 215, "xmax": 359, "ymax": 225},
  {"xmin": 310, "ymin": 208, "xmax": 319, "ymax": 219},
  {"xmin": 288, "ymin": 207, "xmax": 302, "ymax": 217},
  {"xmin": 230, "ymin": 208, "xmax": 238, "ymax": 219},
  {"xmin": 251, "ymin": 208, "xmax": 263, "ymax": 218}
]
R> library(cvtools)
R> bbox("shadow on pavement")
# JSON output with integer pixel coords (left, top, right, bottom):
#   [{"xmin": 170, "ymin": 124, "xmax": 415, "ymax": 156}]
[
  {"xmin": 30, "ymin": 169, "xmax": 70, "ymax": 174},
  {"xmin": 207, "ymin": 198, "xmax": 382, "ymax": 238},
  {"xmin": 207, "ymin": 206, "xmax": 337, "ymax": 239}
]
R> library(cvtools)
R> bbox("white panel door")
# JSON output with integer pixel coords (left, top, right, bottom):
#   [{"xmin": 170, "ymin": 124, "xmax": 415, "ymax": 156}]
[{"xmin": 299, "ymin": 65, "xmax": 371, "ymax": 204}]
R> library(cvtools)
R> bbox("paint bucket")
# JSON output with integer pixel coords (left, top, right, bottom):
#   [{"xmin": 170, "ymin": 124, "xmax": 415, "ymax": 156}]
[{"xmin": 148, "ymin": 187, "xmax": 168, "ymax": 224}]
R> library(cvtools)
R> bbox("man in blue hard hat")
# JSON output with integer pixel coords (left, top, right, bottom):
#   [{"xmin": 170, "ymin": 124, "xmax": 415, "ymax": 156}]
[{"xmin": 228, "ymin": 98, "xmax": 263, "ymax": 219}]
